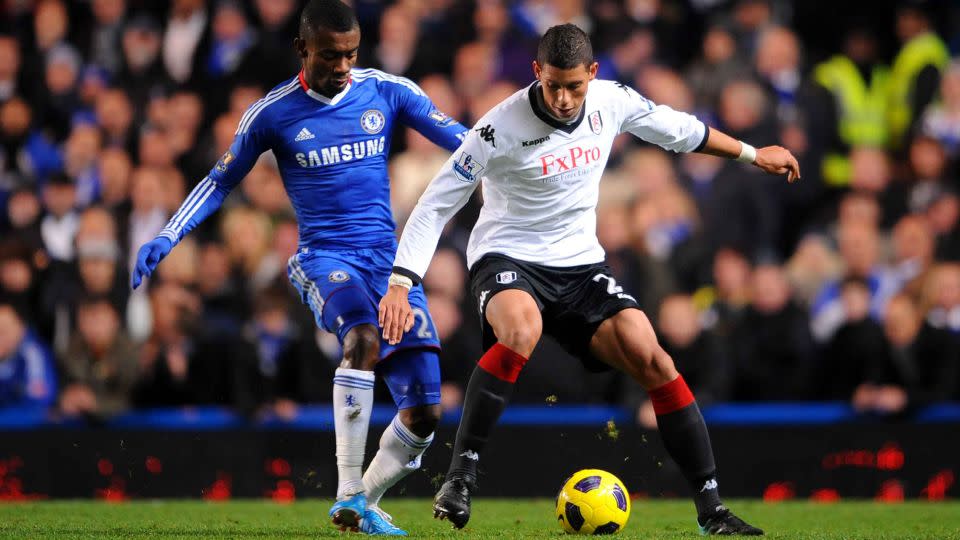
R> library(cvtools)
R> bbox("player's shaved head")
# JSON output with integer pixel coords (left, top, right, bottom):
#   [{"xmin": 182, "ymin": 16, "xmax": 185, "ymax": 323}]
[
  {"xmin": 537, "ymin": 24, "xmax": 593, "ymax": 69},
  {"xmin": 295, "ymin": 0, "xmax": 360, "ymax": 97},
  {"xmin": 299, "ymin": 0, "xmax": 358, "ymax": 39}
]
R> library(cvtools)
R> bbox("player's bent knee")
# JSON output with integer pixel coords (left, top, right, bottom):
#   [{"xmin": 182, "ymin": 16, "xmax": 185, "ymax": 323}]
[
  {"xmin": 399, "ymin": 404, "xmax": 441, "ymax": 439},
  {"xmin": 629, "ymin": 346, "xmax": 678, "ymax": 388},
  {"xmin": 490, "ymin": 312, "xmax": 542, "ymax": 355},
  {"xmin": 614, "ymin": 312, "xmax": 676, "ymax": 385},
  {"xmin": 341, "ymin": 324, "xmax": 380, "ymax": 370},
  {"xmin": 487, "ymin": 292, "xmax": 542, "ymax": 356},
  {"xmin": 496, "ymin": 326, "xmax": 540, "ymax": 355}
]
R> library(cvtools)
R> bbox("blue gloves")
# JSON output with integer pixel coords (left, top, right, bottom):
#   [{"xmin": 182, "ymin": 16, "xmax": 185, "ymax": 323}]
[{"xmin": 131, "ymin": 237, "xmax": 173, "ymax": 289}]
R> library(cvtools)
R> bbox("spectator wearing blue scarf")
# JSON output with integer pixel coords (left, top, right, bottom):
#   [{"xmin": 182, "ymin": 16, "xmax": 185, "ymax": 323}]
[
  {"xmin": 0, "ymin": 304, "xmax": 57, "ymax": 410},
  {"xmin": 206, "ymin": 1, "xmax": 256, "ymax": 79}
]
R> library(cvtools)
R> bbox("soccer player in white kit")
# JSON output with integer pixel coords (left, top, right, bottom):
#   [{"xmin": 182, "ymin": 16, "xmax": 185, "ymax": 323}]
[{"xmin": 380, "ymin": 24, "xmax": 800, "ymax": 535}]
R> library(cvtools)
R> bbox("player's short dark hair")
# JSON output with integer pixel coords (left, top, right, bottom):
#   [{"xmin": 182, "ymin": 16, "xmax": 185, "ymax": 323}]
[
  {"xmin": 537, "ymin": 24, "xmax": 594, "ymax": 69},
  {"xmin": 300, "ymin": 0, "xmax": 358, "ymax": 38}
]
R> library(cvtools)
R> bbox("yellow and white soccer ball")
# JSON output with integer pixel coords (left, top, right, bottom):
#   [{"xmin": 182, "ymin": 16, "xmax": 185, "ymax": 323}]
[{"xmin": 556, "ymin": 469, "xmax": 631, "ymax": 535}]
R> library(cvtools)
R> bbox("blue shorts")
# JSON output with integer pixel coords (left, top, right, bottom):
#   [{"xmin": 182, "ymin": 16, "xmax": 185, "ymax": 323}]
[
  {"xmin": 287, "ymin": 247, "xmax": 441, "ymax": 408},
  {"xmin": 377, "ymin": 348, "xmax": 441, "ymax": 409}
]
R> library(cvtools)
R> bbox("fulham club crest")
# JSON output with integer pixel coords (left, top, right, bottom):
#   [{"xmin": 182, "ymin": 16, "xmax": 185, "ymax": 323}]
[{"xmin": 589, "ymin": 111, "xmax": 603, "ymax": 135}]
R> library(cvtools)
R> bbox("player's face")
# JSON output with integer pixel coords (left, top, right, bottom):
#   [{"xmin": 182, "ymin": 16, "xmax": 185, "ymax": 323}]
[
  {"xmin": 296, "ymin": 27, "xmax": 360, "ymax": 97},
  {"xmin": 533, "ymin": 61, "xmax": 598, "ymax": 120}
]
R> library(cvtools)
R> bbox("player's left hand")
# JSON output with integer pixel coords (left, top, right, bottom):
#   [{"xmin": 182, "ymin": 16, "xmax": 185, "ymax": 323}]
[
  {"xmin": 754, "ymin": 145, "xmax": 801, "ymax": 183},
  {"xmin": 131, "ymin": 237, "xmax": 173, "ymax": 289},
  {"xmin": 379, "ymin": 285, "xmax": 415, "ymax": 345}
]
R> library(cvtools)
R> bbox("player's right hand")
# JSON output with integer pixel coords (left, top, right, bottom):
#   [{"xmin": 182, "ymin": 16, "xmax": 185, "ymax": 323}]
[
  {"xmin": 131, "ymin": 237, "xmax": 173, "ymax": 289},
  {"xmin": 378, "ymin": 285, "xmax": 415, "ymax": 345},
  {"xmin": 754, "ymin": 145, "xmax": 801, "ymax": 183}
]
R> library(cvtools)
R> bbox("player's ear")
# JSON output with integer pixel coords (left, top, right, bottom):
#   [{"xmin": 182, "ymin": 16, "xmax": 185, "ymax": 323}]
[
  {"xmin": 587, "ymin": 62, "xmax": 599, "ymax": 80},
  {"xmin": 532, "ymin": 60, "xmax": 542, "ymax": 80},
  {"xmin": 294, "ymin": 37, "xmax": 307, "ymax": 59}
]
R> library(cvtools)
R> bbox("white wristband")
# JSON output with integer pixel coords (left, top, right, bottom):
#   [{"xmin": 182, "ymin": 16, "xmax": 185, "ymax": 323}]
[
  {"xmin": 737, "ymin": 142, "xmax": 757, "ymax": 164},
  {"xmin": 388, "ymin": 273, "xmax": 413, "ymax": 290}
]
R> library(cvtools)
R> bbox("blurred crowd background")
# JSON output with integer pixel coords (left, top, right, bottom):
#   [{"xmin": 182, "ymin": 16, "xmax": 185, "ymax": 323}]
[{"xmin": 2, "ymin": 0, "xmax": 960, "ymax": 428}]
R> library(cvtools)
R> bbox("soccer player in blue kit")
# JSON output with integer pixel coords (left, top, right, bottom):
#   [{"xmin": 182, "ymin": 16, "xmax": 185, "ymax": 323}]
[{"xmin": 130, "ymin": 0, "xmax": 467, "ymax": 535}]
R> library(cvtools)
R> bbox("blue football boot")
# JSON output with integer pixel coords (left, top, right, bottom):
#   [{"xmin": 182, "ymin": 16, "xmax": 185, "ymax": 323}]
[
  {"xmin": 330, "ymin": 492, "xmax": 367, "ymax": 531},
  {"xmin": 360, "ymin": 506, "xmax": 408, "ymax": 536}
]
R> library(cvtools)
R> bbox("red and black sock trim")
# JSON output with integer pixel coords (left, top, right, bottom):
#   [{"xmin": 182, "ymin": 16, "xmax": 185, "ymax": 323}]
[
  {"xmin": 648, "ymin": 375, "xmax": 696, "ymax": 415},
  {"xmin": 648, "ymin": 376, "xmax": 721, "ymax": 519},
  {"xmin": 446, "ymin": 343, "xmax": 528, "ymax": 482},
  {"xmin": 477, "ymin": 343, "xmax": 528, "ymax": 383}
]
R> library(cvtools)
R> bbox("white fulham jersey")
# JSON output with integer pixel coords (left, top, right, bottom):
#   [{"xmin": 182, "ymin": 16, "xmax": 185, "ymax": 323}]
[{"xmin": 394, "ymin": 79, "xmax": 707, "ymax": 280}]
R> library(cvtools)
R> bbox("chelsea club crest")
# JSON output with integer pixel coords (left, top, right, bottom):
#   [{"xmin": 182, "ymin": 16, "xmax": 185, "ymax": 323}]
[
  {"xmin": 361, "ymin": 109, "xmax": 385, "ymax": 134},
  {"xmin": 328, "ymin": 270, "xmax": 350, "ymax": 283}
]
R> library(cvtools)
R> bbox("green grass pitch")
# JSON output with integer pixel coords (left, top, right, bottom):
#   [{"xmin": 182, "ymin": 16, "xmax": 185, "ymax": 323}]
[{"xmin": 0, "ymin": 500, "xmax": 958, "ymax": 539}]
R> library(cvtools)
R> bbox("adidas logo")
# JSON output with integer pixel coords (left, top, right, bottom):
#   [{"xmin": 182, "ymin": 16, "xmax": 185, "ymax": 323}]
[{"xmin": 294, "ymin": 127, "xmax": 315, "ymax": 141}]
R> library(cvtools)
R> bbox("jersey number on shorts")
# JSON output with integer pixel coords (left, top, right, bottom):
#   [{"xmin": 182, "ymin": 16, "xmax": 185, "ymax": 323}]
[
  {"xmin": 593, "ymin": 274, "xmax": 623, "ymax": 294},
  {"xmin": 411, "ymin": 307, "xmax": 433, "ymax": 339},
  {"xmin": 593, "ymin": 274, "xmax": 637, "ymax": 302}
]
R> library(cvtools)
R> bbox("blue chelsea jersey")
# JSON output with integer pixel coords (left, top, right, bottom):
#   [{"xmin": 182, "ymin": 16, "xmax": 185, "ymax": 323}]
[{"xmin": 158, "ymin": 68, "xmax": 467, "ymax": 250}]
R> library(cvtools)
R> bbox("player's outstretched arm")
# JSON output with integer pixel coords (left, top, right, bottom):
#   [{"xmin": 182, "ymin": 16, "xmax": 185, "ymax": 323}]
[
  {"xmin": 130, "ymin": 97, "xmax": 273, "ymax": 290},
  {"xmin": 698, "ymin": 126, "xmax": 801, "ymax": 182},
  {"xmin": 129, "ymin": 161, "xmax": 261, "ymax": 289},
  {"xmin": 392, "ymin": 74, "xmax": 469, "ymax": 152},
  {"xmin": 381, "ymin": 127, "xmax": 491, "ymax": 340},
  {"xmin": 129, "ymin": 176, "xmax": 235, "ymax": 290},
  {"xmin": 616, "ymin": 83, "xmax": 798, "ymax": 182}
]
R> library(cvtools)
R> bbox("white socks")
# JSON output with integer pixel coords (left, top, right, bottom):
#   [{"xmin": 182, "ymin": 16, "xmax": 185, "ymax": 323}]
[
  {"xmin": 333, "ymin": 368, "xmax": 434, "ymax": 503},
  {"xmin": 333, "ymin": 368, "xmax": 375, "ymax": 499},
  {"xmin": 363, "ymin": 415, "xmax": 434, "ymax": 506}
]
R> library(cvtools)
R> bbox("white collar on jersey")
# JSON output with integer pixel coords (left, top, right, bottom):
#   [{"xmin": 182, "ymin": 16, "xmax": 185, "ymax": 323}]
[{"xmin": 301, "ymin": 71, "xmax": 352, "ymax": 106}]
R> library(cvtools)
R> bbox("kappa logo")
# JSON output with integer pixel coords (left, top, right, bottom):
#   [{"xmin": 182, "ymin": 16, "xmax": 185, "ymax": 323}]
[
  {"xmin": 294, "ymin": 127, "xmax": 315, "ymax": 141},
  {"xmin": 478, "ymin": 289, "xmax": 490, "ymax": 314},
  {"xmin": 700, "ymin": 479, "xmax": 718, "ymax": 492},
  {"xmin": 476, "ymin": 124, "xmax": 496, "ymax": 147},
  {"xmin": 459, "ymin": 450, "xmax": 479, "ymax": 461},
  {"xmin": 522, "ymin": 134, "xmax": 551, "ymax": 147},
  {"xmin": 495, "ymin": 271, "xmax": 517, "ymax": 284}
]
